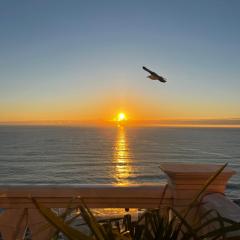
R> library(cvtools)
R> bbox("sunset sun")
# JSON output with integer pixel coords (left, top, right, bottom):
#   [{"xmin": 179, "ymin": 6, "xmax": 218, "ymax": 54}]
[{"xmin": 117, "ymin": 112, "xmax": 127, "ymax": 122}]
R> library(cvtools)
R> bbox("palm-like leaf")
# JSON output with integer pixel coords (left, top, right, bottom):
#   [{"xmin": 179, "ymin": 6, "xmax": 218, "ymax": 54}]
[{"xmin": 32, "ymin": 198, "xmax": 91, "ymax": 240}]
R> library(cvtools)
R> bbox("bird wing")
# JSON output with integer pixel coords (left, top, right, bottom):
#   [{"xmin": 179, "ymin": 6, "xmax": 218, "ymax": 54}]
[
  {"xmin": 158, "ymin": 77, "xmax": 167, "ymax": 83},
  {"xmin": 142, "ymin": 66, "xmax": 154, "ymax": 74},
  {"xmin": 143, "ymin": 66, "xmax": 167, "ymax": 83}
]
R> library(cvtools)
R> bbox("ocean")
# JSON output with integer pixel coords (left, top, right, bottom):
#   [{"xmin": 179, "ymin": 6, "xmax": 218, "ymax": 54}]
[{"xmin": 0, "ymin": 126, "xmax": 239, "ymax": 199}]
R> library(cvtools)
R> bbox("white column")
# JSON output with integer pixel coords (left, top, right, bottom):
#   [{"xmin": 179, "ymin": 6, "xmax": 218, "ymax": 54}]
[{"xmin": 159, "ymin": 163, "xmax": 235, "ymax": 212}]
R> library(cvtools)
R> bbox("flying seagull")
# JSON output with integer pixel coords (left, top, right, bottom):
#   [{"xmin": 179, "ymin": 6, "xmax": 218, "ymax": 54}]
[{"xmin": 142, "ymin": 66, "xmax": 167, "ymax": 83}]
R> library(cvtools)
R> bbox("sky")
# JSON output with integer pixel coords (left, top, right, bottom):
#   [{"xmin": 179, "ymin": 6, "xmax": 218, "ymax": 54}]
[{"xmin": 0, "ymin": 0, "xmax": 240, "ymax": 125}]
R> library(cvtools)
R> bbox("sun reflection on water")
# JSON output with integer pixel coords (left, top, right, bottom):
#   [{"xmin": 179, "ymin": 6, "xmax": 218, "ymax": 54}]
[{"xmin": 113, "ymin": 126, "xmax": 133, "ymax": 185}]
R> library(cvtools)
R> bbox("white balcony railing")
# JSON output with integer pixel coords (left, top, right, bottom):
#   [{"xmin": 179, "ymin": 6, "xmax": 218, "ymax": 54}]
[
  {"xmin": 0, "ymin": 163, "xmax": 238, "ymax": 239},
  {"xmin": 0, "ymin": 184, "xmax": 172, "ymax": 239},
  {"xmin": 0, "ymin": 184, "xmax": 172, "ymax": 209}
]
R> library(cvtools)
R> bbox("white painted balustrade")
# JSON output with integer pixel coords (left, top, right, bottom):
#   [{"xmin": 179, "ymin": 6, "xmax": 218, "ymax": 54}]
[
  {"xmin": 0, "ymin": 184, "xmax": 172, "ymax": 209},
  {"xmin": 0, "ymin": 163, "xmax": 239, "ymax": 239},
  {"xmin": 0, "ymin": 184, "xmax": 171, "ymax": 239}
]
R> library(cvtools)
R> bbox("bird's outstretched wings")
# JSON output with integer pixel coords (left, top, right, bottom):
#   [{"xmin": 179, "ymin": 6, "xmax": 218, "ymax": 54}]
[
  {"xmin": 142, "ymin": 66, "xmax": 154, "ymax": 74},
  {"xmin": 142, "ymin": 66, "xmax": 167, "ymax": 83}
]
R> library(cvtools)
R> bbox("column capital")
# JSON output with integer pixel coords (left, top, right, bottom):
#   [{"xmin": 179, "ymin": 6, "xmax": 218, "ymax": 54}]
[
  {"xmin": 159, "ymin": 163, "xmax": 236, "ymax": 210},
  {"xmin": 160, "ymin": 163, "xmax": 235, "ymax": 189}
]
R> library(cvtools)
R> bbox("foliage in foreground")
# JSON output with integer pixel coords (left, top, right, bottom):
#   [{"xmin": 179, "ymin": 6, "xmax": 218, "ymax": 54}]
[{"xmin": 32, "ymin": 163, "xmax": 240, "ymax": 240}]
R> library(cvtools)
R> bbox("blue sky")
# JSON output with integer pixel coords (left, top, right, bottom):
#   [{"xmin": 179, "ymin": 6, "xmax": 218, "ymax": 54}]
[{"xmin": 0, "ymin": 0, "xmax": 240, "ymax": 122}]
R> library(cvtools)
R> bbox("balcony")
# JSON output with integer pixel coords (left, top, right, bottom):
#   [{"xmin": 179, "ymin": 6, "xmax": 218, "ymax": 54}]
[{"xmin": 0, "ymin": 163, "xmax": 239, "ymax": 239}]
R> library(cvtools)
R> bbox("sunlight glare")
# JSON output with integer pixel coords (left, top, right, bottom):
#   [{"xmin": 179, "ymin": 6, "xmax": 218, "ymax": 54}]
[
  {"xmin": 117, "ymin": 112, "xmax": 126, "ymax": 122},
  {"xmin": 113, "ymin": 127, "xmax": 133, "ymax": 185}
]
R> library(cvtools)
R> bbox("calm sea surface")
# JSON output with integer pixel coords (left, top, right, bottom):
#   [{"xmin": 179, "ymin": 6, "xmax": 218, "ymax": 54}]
[{"xmin": 0, "ymin": 126, "xmax": 239, "ymax": 199}]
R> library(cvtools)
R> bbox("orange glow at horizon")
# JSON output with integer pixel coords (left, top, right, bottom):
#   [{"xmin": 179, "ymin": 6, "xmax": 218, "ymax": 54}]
[{"xmin": 1, "ymin": 93, "xmax": 239, "ymax": 127}]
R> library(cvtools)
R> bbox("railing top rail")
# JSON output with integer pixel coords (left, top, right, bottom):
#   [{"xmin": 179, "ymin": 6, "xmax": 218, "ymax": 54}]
[
  {"xmin": 0, "ymin": 183, "xmax": 165, "ymax": 188},
  {"xmin": 0, "ymin": 184, "xmax": 172, "ymax": 208}
]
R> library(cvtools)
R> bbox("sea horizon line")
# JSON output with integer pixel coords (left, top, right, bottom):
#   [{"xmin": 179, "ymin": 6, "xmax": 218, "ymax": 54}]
[{"xmin": 1, "ymin": 118, "xmax": 240, "ymax": 128}]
